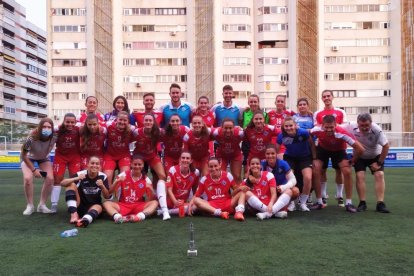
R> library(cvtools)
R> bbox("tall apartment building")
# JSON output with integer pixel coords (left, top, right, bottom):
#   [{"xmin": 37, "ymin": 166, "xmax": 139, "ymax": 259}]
[
  {"xmin": 48, "ymin": 0, "xmax": 408, "ymax": 132},
  {"xmin": 1, "ymin": 0, "xmax": 48, "ymax": 127}
]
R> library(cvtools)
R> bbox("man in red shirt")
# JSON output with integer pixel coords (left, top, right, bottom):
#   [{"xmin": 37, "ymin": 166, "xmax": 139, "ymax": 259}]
[
  {"xmin": 311, "ymin": 115, "xmax": 364, "ymax": 213},
  {"xmin": 313, "ymin": 90, "xmax": 347, "ymax": 206},
  {"xmin": 133, "ymin": 93, "xmax": 163, "ymax": 128}
]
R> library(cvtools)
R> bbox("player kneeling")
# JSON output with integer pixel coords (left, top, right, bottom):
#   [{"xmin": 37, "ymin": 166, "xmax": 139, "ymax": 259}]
[
  {"xmin": 244, "ymin": 157, "xmax": 299, "ymax": 220},
  {"xmin": 165, "ymin": 151, "xmax": 200, "ymax": 217},
  {"xmin": 60, "ymin": 156, "xmax": 111, "ymax": 227},
  {"xmin": 188, "ymin": 157, "xmax": 247, "ymax": 221},
  {"xmin": 103, "ymin": 155, "xmax": 158, "ymax": 223}
]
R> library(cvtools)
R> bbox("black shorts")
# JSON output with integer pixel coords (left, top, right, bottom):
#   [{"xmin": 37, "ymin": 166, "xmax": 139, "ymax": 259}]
[
  {"xmin": 283, "ymin": 155, "xmax": 313, "ymax": 172},
  {"xmin": 316, "ymin": 147, "xmax": 348, "ymax": 169},
  {"xmin": 29, "ymin": 158, "xmax": 50, "ymax": 165},
  {"xmin": 354, "ymin": 155, "xmax": 384, "ymax": 174}
]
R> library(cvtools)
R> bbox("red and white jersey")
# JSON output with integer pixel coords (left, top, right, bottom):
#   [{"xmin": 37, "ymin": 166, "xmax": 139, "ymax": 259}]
[
  {"xmin": 311, "ymin": 125, "xmax": 355, "ymax": 151},
  {"xmin": 314, "ymin": 108, "xmax": 347, "ymax": 126},
  {"xmin": 133, "ymin": 110, "xmax": 163, "ymax": 128},
  {"xmin": 132, "ymin": 128, "xmax": 159, "ymax": 159},
  {"xmin": 80, "ymin": 127, "xmax": 107, "ymax": 157},
  {"xmin": 244, "ymin": 125, "xmax": 278, "ymax": 159},
  {"xmin": 192, "ymin": 110, "xmax": 216, "ymax": 128},
  {"xmin": 106, "ymin": 124, "xmax": 133, "ymax": 157},
  {"xmin": 166, "ymin": 165, "xmax": 200, "ymax": 201},
  {"xmin": 77, "ymin": 112, "xmax": 106, "ymax": 127},
  {"xmin": 118, "ymin": 170, "xmax": 152, "ymax": 203},
  {"xmin": 183, "ymin": 129, "xmax": 212, "ymax": 160},
  {"xmin": 195, "ymin": 171, "xmax": 235, "ymax": 201},
  {"xmin": 55, "ymin": 126, "xmax": 80, "ymax": 156},
  {"xmin": 268, "ymin": 109, "xmax": 295, "ymax": 130},
  {"xmin": 161, "ymin": 126, "xmax": 189, "ymax": 159},
  {"xmin": 212, "ymin": 126, "xmax": 244, "ymax": 159},
  {"xmin": 244, "ymin": 171, "xmax": 276, "ymax": 202}
]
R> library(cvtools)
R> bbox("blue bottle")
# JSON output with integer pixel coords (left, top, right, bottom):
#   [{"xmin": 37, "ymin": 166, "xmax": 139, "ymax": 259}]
[{"xmin": 60, "ymin": 228, "xmax": 78, "ymax": 238}]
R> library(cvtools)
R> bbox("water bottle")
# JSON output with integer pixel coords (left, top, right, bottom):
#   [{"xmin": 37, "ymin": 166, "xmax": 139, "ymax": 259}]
[{"xmin": 60, "ymin": 228, "xmax": 78, "ymax": 238}]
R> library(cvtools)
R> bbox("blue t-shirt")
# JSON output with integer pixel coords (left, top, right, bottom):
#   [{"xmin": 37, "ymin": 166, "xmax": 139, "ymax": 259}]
[
  {"xmin": 277, "ymin": 128, "xmax": 311, "ymax": 158},
  {"xmin": 293, "ymin": 114, "xmax": 314, "ymax": 130},
  {"xmin": 261, "ymin": 159, "xmax": 290, "ymax": 185},
  {"xmin": 211, "ymin": 103, "xmax": 240, "ymax": 127},
  {"xmin": 160, "ymin": 102, "xmax": 193, "ymax": 127}
]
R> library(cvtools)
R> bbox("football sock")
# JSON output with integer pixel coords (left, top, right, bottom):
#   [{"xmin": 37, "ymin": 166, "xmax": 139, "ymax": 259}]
[
  {"xmin": 51, "ymin": 185, "xmax": 61, "ymax": 205},
  {"xmin": 213, "ymin": 209, "xmax": 222, "ymax": 216},
  {"xmin": 247, "ymin": 196, "xmax": 267, "ymax": 212},
  {"xmin": 84, "ymin": 209, "xmax": 99, "ymax": 223},
  {"xmin": 336, "ymin": 184, "xmax": 344, "ymax": 198},
  {"xmin": 299, "ymin": 194, "xmax": 309, "ymax": 205},
  {"xmin": 235, "ymin": 204, "xmax": 245, "ymax": 213},
  {"xmin": 156, "ymin": 180, "xmax": 168, "ymax": 212},
  {"xmin": 346, "ymin": 199, "xmax": 352, "ymax": 205},
  {"xmin": 137, "ymin": 212, "xmax": 146, "ymax": 221},
  {"xmin": 320, "ymin": 182, "xmax": 327, "ymax": 198},
  {"xmin": 317, "ymin": 198, "xmax": 323, "ymax": 204},
  {"xmin": 272, "ymin": 194, "xmax": 291, "ymax": 214},
  {"xmin": 65, "ymin": 190, "xmax": 77, "ymax": 213},
  {"xmin": 113, "ymin": 213, "xmax": 122, "ymax": 221}
]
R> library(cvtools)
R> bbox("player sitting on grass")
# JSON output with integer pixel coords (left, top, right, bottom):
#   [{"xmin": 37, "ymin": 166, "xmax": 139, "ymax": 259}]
[
  {"xmin": 103, "ymin": 155, "xmax": 158, "ymax": 223},
  {"xmin": 188, "ymin": 157, "xmax": 247, "ymax": 221},
  {"xmin": 60, "ymin": 156, "xmax": 110, "ymax": 227}
]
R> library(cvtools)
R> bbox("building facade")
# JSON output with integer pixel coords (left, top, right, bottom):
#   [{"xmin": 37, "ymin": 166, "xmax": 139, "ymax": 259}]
[
  {"xmin": 1, "ymin": 0, "xmax": 48, "ymax": 128},
  {"xmin": 47, "ymin": 0, "xmax": 408, "ymax": 132}
]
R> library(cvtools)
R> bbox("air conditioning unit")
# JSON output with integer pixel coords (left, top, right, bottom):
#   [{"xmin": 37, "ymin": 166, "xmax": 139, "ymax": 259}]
[
  {"xmin": 280, "ymin": 81, "xmax": 287, "ymax": 86},
  {"xmin": 54, "ymin": 49, "xmax": 61, "ymax": 54},
  {"xmin": 136, "ymin": 83, "xmax": 141, "ymax": 88},
  {"xmin": 170, "ymin": 31, "xmax": 177, "ymax": 36},
  {"xmin": 331, "ymin": 45, "xmax": 339, "ymax": 52}
]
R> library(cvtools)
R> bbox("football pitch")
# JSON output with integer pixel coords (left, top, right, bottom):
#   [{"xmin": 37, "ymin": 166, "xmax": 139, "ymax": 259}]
[{"xmin": 0, "ymin": 169, "xmax": 413, "ymax": 275}]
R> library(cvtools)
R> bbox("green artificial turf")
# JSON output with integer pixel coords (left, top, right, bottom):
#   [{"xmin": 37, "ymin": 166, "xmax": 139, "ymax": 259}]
[{"xmin": 0, "ymin": 169, "xmax": 413, "ymax": 275}]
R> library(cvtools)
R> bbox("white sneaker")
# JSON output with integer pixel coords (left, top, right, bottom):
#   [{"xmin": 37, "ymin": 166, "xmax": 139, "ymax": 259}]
[
  {"xmin": 37, "ymin": 204, "xmax": 52, "ymax": 214},
  {"xmin": 23, "ymin": 204, "xmax": 35, "ymax": 215},
  {"xmin": 299, "ymin": 204, "xmax": 310, "ymax": 212},
  {"xmin": 162, "ymin": 211, "xmax": 171, "ymax": 221},
  {"xmin": 275, "ymin": 211, "xmax": 288, "ymax": 219},
  {"xmin": 50, "ymin": 204, "xmax": 58, "ymax": 213},
  {"xmin": 256, "ymin": 212, "xmax": 271, "ymax": 220},
  {"xmin": 287, "ymin": 201, "xmax": 296, "ymax": 212}
]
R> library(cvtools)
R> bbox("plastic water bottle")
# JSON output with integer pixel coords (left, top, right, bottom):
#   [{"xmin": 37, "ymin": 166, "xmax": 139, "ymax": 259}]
[{"xmin": 60, "ymin": 228, "xmax": 78, "ymax": 238}]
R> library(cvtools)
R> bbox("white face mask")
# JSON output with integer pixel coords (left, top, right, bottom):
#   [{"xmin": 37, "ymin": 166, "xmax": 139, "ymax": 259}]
[{"xmin": 41, "ymin": 129, "xmax": 52, "ymax": 137}]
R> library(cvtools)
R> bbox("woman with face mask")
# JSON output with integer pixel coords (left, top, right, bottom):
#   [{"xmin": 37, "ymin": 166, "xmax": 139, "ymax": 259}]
[{"xmin": 20, "ymin": 117, "xmax": 57, "ymax": 215}]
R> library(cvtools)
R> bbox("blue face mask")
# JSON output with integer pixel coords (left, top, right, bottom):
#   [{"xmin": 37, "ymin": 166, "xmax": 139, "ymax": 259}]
[{"xmin": 41, "ymin": 129, "xmax": 52, "ymax": 137}]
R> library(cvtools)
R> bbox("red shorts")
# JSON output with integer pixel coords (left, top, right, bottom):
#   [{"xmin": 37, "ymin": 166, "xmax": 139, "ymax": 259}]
[
  {"xmin": 192, "ymin": 157, "xmax": 209, "ymax": 171},
  {"xmin": 144, "ymin": 155, "xmax": 162, "ymax": 169},
  {"xmin": 103, "ymin": 154, "xmax": 131, "ymax": 170},
  {"xmin": 80, "ymin": 156, "xmax": 103, "ymax": 170},
  {"xmin": 118, "ymin": 201, "xmax": 147, "ymax": 216},
  {"xmin": 208, "ymin": 198, "xmax": 234, "ymax": 213},
  {"xmin": 164, "ymin": 156, "xmax": 179, "ymax": 173},
  {"xmin": 217, "ymin": 152, "xmax": 243, "ymax": 165},
  {"xmin": 53, "ymin": 153, "xmax": 81, "ymax": 177}
]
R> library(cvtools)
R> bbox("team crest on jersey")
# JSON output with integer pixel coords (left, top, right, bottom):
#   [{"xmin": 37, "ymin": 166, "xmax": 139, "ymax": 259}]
[
  {"xmin": 263, "ymin": 131, "xmax": 268, "ymax": 136},
  {"xmin": 189, "ymin": 176, "xmax": 194, "ymax": 182},
  {"xmin": 221, "ymin": 180, "xmax": 227, "ymax": 186},
  {"xmin": 261, "ymin": 181, "xmax": 267, "ymax": 186},
  {"xmin": 208, "ymin": 186, "xmax": 213, "ymax": 191},
  {"xmin": 139, "ymin": 183, "xmax": 144, "ymax": 189}
]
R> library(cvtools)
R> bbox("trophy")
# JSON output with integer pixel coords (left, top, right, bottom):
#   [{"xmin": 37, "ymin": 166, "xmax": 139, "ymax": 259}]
[{"xmin": 187, "ymin": 222, "xmax": 197, "ymax": 256}]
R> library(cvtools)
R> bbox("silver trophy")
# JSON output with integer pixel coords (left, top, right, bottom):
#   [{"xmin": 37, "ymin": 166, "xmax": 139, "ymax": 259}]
[{"xmin": 187, "ymin": 222, "xmax": 197, "ymax": 256}]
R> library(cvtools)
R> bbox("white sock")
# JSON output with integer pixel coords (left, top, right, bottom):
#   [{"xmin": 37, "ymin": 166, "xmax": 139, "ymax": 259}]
[
  {"xmin": 67, "ymin": 200, "xmax": 77, "ymax": 209},
  {"xmin": 346, "ymin": 199, "xmax": 352, "ymax": 205},
  {"xmin": 213, "ymin": 209, "xmax": 222, "ymax": 216},
  {"xmin": 169, "ymin": 208, "xmax": 179, "ymax": 215},
  {"xmin": 320, "ymin": 182, "xmax": 327, "ymax": 198},
  {"xmin": 113, "ymin": 213, "xmax": 122, "ymax": 221},
  {"xmin": 336, "ymin": 184, "xmax": 344, "ymax": 198},
  {"xmin": 83, "ymin": 214, "xmax": 93, "ymax": 223},
  {"xmin": 235, "ymin": 204, "xmax": 245, "ymax": 213},
  {"xmin": 247, "ymin": 196, "xmax": 267, "ymax": 212},
  {"xmin": 156, "ymin": 180, "xmax": 168, "ymax": 212},
  {"xmin": 299, "ymin": 194, "xmax": 309, "ymax": 205},
  {"xmin": 51, "ymin": 186, "xmax": 61, "ymax": 205},
  {"xmin": 137, "ymin": 212, "xmax": 146, "ymax": 221},
  {"xmin": 272, "ymin": 193, "xmax": 291, "ymax": 214},
  {"xmin": 317, "ymin": 198, "xmax": 323, "ymax": 204}
]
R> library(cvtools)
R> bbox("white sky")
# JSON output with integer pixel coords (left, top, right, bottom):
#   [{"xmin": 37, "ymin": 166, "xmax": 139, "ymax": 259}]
[{"xmin": 15, "ymin": 0, "xmax": 46, "ymax": 31}]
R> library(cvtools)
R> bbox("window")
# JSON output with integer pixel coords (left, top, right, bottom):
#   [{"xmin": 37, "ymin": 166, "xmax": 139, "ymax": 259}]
[
  {"xmin": 223, "ymin": 74, "xmax": 252, "ymax": 82},
  {"xmin": 223, "ymin": 7, "xmax": 250, "ymax": 15},
  {"xmin": 53, "ymin": 25, "xmax": 86, "ymax": 32}
]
